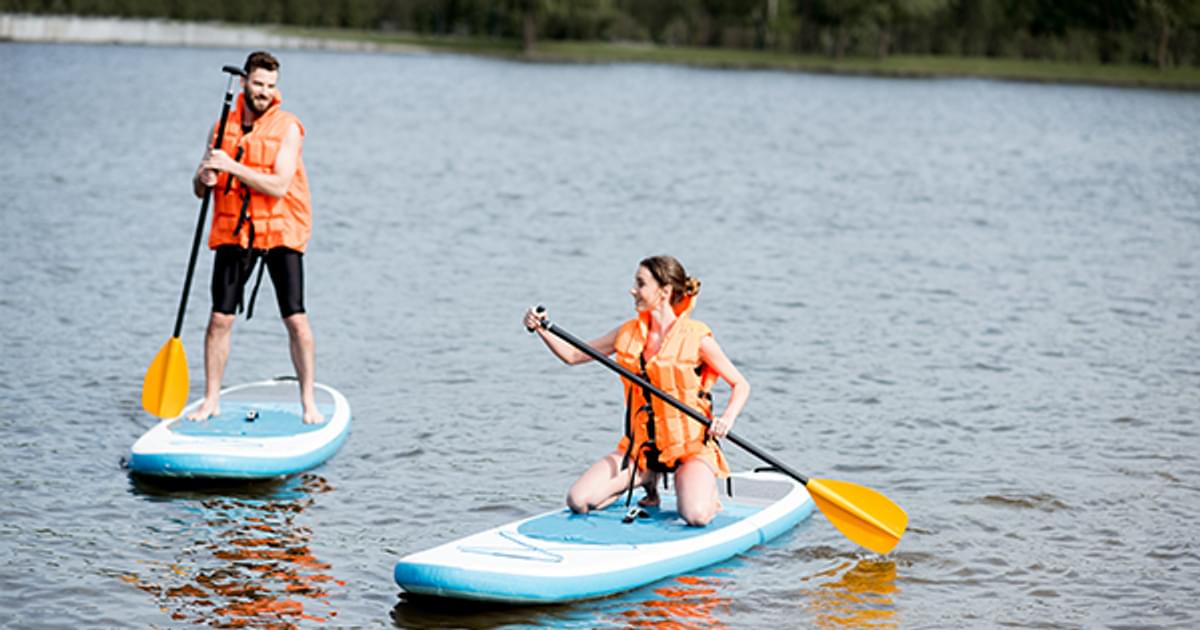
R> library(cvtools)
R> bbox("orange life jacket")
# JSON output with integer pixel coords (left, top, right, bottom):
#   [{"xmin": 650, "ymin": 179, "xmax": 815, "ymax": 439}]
[
  {"xmin": 613, "ymin": 293, "xmax": 729, "ymax": 477},
  {"xmin": 209, "ymin": 91, "xmax": 312, "ymax": 252}
]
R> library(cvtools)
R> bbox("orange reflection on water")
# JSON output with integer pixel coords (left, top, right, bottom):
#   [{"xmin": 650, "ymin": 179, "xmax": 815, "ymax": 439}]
[
  {"xmin": 618, "ymin": 573, "xmax": 732, "ymax": 629},
  {"xmin": 803, "ymin": 558, "xmax": 898, "ymax": 629},
  {"xmin": 123, "ymin": 474, "xmax": 342, "ymax": 628}
]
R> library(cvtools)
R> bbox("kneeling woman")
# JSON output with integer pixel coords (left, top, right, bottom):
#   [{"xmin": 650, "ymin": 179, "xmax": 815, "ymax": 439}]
[{"xmin": 524, "ymin": 255, "xmax": 749, "ymax": 526}]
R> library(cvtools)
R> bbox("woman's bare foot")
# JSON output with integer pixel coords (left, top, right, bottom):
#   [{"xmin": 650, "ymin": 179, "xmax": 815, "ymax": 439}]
[
  {"xmin": 302, "ymin": 403, "xmax": 326, "ymax": 425},
  {"xmin": 186, "ymin": 399, "xmax": 220, "ymax": 421}
]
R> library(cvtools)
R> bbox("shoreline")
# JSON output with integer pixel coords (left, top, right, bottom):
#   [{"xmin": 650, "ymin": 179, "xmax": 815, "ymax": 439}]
[
  {"xmin": 4, "ymin": 13, "xmax": 1199, "ymax": 92},
  {"xmin": 0, "ymin": 13, "xmax": 428, "ymax": 54}
]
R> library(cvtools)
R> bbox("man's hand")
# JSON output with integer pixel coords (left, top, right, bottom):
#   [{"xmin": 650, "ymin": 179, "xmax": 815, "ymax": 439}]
[
  {"xmin": 196, "ymin": 168, "xmax": 218, "ymax": 187},
  {"xmin": 200, "ymin": 148, "xmax": 238, "ymax": 174}
]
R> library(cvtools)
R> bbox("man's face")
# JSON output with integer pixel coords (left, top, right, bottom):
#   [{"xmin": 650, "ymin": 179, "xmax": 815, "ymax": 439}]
[{"xmin": 242, "ymin": 68, "xmax": 278, "ymax": 114}]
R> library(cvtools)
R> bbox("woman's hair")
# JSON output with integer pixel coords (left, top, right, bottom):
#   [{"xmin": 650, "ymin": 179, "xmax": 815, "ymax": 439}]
[
  {"xmin": 640, "ymin": 255, "xmax": 700, "ymax": 305},
  {"xmin": 244, "ymin": 51, "xmax": 280, "ymax": 74}
]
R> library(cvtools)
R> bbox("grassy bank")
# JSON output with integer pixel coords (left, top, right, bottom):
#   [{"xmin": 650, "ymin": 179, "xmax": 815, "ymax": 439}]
[{"xmin": 280, "ymin": 26, "xmax": 1200, "ymax": 92}]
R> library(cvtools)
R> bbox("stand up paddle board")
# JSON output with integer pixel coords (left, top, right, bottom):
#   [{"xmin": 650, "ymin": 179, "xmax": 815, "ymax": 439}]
[
  {"xmin": 393, "ymin": 469, "xmax": 813, "ymax": 603},
  {"xmin": 128, "ymin": 377, "xmax": 350, "ymax": 479}
]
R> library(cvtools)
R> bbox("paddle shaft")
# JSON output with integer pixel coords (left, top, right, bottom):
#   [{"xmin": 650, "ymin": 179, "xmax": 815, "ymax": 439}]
[
  {"xmin": 538, "ymin": 318, "xmax": 811, "ymax": 486},
  {"xmin": 171, "ymin": 66, "xmax": 244, "ymax": 338}
]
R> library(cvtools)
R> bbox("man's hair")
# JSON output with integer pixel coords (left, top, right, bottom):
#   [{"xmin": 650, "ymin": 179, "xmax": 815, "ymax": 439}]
[{"xmin": 244, "ymin": 51, "xmax": 280, "ymax": 74}]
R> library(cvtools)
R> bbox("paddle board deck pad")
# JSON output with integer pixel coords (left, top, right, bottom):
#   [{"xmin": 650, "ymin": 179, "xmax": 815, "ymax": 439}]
[
  {"xmin": 129, "ymin": 378, "xmax": 350, "ymax": 479},
  {"xmin": 393, "ymin": 470, "xmax": 814, "ymax": 603}
]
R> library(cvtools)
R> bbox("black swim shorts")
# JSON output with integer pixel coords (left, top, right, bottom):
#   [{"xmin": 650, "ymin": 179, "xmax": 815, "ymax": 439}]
[{"xmin": 211, "ymin": 245, "xmax": 306, "ymax": 318}]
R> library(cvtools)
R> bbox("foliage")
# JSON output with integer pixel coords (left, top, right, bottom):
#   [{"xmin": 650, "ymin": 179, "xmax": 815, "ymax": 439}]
[{"xmin": 2, "ymin": 0, "xmax": 1198, "ymax": 66}]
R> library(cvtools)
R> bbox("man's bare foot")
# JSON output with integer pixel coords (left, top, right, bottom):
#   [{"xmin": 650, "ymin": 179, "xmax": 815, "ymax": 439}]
[
  {"xmin": 302, "ymin": 404, "xmax": 326, "ymax": 425},
  {"xmin": 187, "ymin": 399, "xmax": 220, "ymax": 421}
]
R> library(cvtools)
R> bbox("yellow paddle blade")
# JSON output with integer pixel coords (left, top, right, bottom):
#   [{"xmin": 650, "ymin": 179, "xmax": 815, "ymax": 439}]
[
  {"xmin": 807, "ymin": 478, "xmax": 908, "ymax": 555},
  {"xmin": 142, "ymin": 337, "xmax": 188, "ymax": 418}
]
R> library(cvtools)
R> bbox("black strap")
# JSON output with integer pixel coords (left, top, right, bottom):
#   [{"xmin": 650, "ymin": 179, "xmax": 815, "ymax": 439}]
[
  {"xmin": 230, "ymin": 249, "xmax": 266, "ymax": 321},
  {"xmin": 244, "ymin": 253, "xmax": 267, "ymax": 320},
  {"xmin": 639, "ymin": 355, "xmax": 656, "ymax": 444},
  {"xmin": 621, "ymin": 388, "xmax": 634, "ymax": 471},
  {"xmin": 223, "ymin": 145, "xmax": 244, "ymax": 196},
  {"xmin": 230, "ymin": 142, "xmax": 256, "ymax": 255},
  {"xmin": 233, "ymin": 188, "xmax": 255, "ymax": 250},
  {"xmin": 222, "ymin": 144, "xmax": 267, "ymax": 321},
  {"xmin": 622, "ymin": 447, "xmax": 641, "ymax": 509}
]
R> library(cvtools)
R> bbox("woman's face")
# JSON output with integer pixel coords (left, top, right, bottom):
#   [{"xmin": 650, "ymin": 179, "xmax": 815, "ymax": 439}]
[{"xmin": 631, "ymin": 265, "xmax": 668, "ymax": 312}]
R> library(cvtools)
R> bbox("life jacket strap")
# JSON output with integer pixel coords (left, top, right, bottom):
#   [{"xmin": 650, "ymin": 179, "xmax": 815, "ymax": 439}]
[
  {"xmin": 232, "ymin": 188, "xmax": 255, "ymax": 251},
  {"xmin": 229, "ymin": 145, "xmax": 258, "ymax": 255},
  {"xmin": 244, "ymin": 252, "xmax": 267, "ymax": 321},
  {"xmin": 621, "ymin": 388, "xmax": 635, "ymax": 471},
  {"xmin": 231, "ymin": 248, "xmax": 267, "ymax": 321},
  {"xmin": 622, "ymin": 445, "xmax": 641, "ymax": 509},
  {"xmin": 223, "ymin": 145, "xmax": 245, "ymax": 196}
]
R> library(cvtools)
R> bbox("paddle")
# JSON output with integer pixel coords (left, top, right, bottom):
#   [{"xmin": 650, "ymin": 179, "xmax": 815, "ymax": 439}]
[
  {"xmin": 530, "ymin": 308, "xmax": 908, "ymax": 554},
  {"xmin": 141, "ymin": 65, "xmax": 246, "ymax": 418}
]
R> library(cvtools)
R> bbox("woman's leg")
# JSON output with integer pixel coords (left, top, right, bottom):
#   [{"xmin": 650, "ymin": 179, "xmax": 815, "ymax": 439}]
[
  {"xmin": 638, "ymin": 472, "xmax": 660, "ymax": 507},
  {"xmin": 567, "ymin": 450, "xmax": 652, "ymax": 514},
  {"xmin": 673, "ymin": 459, "xmax": 720, "ymax": 526}
]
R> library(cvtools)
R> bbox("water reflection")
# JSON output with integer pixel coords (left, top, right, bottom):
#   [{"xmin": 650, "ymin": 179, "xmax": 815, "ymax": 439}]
[
  {"xmin": 615, "ymin": 573, "xmax": 732, "ymax": 629},
  {"xmin": 122, "ymin": 474, "xmax": 342, "ymax": 628},
  {"xmin": 390, "ymin": 570, "xmax": 732, "ymax": 628},
  {"xmin": 391, "ymin": 593, "xmax": 579, "ymax": 628},
  {"xmin": 802, "ymin": 558, "xmax": 898, "ymax": 629}
]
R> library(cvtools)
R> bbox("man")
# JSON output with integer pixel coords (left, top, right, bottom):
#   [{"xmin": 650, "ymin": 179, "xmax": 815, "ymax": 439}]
[{"xmin": 189, "ymin": 51, "xmax": 323, "ymax": 424}]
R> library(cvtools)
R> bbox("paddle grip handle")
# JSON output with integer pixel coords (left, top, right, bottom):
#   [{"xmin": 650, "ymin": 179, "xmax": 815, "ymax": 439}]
[
  {"xmin": 171, "ymin": 69, "xmax": 241, "ymax": 338},
  {"xmin": 525, "ymin": 305, "xmax": 547, "ymax": 333},
  {"xmin": 541, "ymin": 318, "xmax": 810, "ymax": 486}
]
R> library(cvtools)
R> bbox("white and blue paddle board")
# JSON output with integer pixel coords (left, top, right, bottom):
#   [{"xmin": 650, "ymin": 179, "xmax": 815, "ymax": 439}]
[
  {"xmin": 128, "ymin": 378, "xmax": 350, "ymax": 479},
  {"xmin": 393, "ymin": 469, "xmax": 814, "ymax": 603}
]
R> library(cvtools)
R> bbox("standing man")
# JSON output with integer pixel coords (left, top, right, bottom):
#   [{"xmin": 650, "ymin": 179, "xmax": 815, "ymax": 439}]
[{"xmin": 189, "ymin": 51, "xmax": 323, "ymax": 424}]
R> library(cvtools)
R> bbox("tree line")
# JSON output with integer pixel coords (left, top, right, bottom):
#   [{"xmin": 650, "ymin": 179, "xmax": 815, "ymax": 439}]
[{"xmin": 4, "ymin": 0, "xmax": 1198, "ymax": 68}]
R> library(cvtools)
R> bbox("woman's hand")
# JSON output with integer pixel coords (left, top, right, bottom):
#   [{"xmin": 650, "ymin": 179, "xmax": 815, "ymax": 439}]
[
  {"xmin": 709, "ymin": 414, "xmax": 736, "ymax": 440},
  {"xmin": 523, "ymin": 305, "xmax": 548, "ymax": 333}
]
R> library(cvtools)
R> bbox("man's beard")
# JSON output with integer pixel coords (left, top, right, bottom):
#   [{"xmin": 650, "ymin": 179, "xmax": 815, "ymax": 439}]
[{"xmin": 244, "ymin": 91, "xmax": 270, "ymax": 114}]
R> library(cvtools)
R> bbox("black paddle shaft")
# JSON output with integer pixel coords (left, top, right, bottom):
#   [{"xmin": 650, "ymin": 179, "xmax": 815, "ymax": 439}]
[
  {"xmin": 171, "ymin": 65, "xmax": 246, "ymax": 338},
  {"xmin": 536, "ymin": 315, "xmax": 811, "ymax": 486}
]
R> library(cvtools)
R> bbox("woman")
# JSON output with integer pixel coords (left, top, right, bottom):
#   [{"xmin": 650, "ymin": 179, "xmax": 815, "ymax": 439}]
[{"xmin": 524, "ymin": 255, "xmax": 750, "ymax": 526}]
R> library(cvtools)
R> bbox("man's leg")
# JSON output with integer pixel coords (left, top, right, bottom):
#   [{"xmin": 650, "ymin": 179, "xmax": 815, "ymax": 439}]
[
  {"xmin": 266, "ymin": 247, "xmax": 323, "ymax": 424},
  {"xmin": 187, "ymin": 312, "xmax": 235, "ymax": 420},
  {"xmin": 283, "ymin": 313, "xmax": 323, "ymax": 424},
  {"xmin": 190, "ymin": 245, "xmax": 250, "ymax": 421}
]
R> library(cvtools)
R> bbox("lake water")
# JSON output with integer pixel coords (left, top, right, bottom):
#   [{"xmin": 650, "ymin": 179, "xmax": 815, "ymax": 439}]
[{"xmin": 1, "ymin": 41, "xmax": 1198, "ymax": 628}]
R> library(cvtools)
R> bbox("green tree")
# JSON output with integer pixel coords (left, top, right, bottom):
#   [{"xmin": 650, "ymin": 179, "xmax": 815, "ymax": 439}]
[
  {"xmin": 813, "ymin": 0, "xmax": 874, "ymax": 58},
  {"xmin": 868, "ymin": 0, "xmax": 949, "ymax": 58},
  {"xmin": 1141, "ymin": 0, "xmax": 1200, "ymax": 67}
]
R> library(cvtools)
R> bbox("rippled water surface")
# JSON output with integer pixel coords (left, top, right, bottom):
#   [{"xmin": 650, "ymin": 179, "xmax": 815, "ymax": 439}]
[{"xmin": 1, "ymin": 42, "xmax": 1198, "ymax": 628}]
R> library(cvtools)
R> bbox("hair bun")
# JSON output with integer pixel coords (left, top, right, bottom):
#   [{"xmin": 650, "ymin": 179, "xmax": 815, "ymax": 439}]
[{"xmin": 684, "ymin": 276, "xmax": 701, "ymax": 297}]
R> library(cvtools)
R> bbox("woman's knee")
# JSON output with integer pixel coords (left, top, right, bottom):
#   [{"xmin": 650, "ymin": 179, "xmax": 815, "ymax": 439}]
[
  {"xmin": 675, "ymin": 460, "xmax": 718, "ymax": 526},
  {"xmin": 566, "ymin": 493, "xmax": 588, "ymax": 514},
  {"xmin": 566, "ymin": 477, "xmax": 597, "ymax": 513},
  {"xmin": 678, "ymin": 500, "xmax": 715, "ymax": 526}
]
